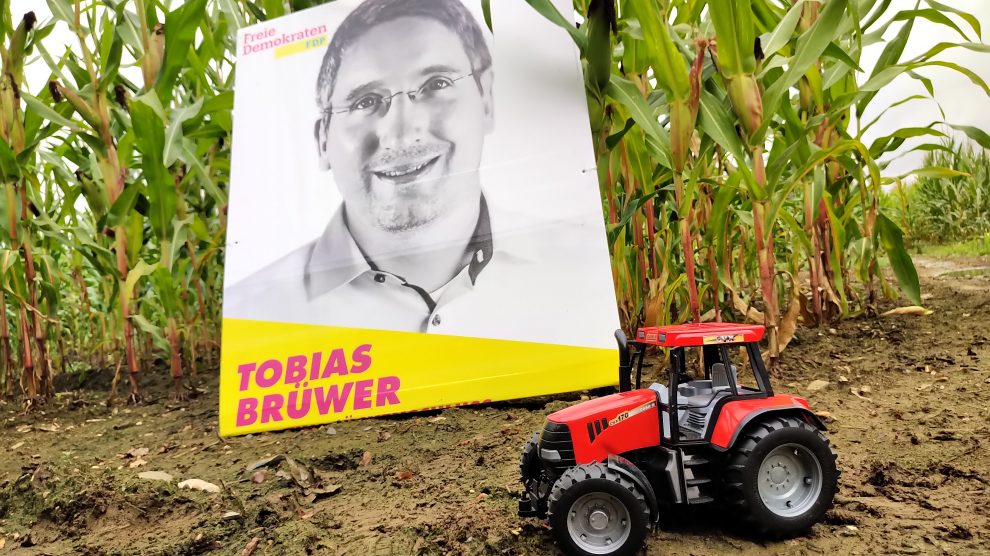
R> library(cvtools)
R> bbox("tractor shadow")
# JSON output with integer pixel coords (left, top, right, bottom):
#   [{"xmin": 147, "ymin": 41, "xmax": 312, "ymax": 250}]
[{"xmin": 650, "ymin": 503, "xmax": 802, "ymax": 548}]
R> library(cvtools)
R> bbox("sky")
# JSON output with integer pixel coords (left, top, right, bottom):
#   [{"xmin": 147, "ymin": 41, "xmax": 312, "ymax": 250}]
[
  {"xmin": 10, "ymin": 0, "xmax": 990, "ymax": 179},
  {"xmin": 857, "ymin": 0, "xmax": 990, "ymax": 177}
]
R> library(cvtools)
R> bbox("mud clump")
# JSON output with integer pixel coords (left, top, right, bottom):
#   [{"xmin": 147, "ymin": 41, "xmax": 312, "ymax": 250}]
[
  {"xmin": 311, "ymin": 448, "xmax": 365, "ymax": 471},
  {"xmin": 866, "ymin": 461, "xmax": 906, "ymax": 488}
]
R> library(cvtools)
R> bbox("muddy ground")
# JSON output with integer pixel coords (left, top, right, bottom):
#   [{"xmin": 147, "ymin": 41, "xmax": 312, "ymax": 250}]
[{"xmin": 1, "ymin": 255, "xmax": 988, "ymax": 556}]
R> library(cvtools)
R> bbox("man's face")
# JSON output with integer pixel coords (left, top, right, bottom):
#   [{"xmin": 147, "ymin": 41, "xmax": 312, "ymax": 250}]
[{"xmin": 319, "ymin": 17, "xmax": 493, "ymax": 233}]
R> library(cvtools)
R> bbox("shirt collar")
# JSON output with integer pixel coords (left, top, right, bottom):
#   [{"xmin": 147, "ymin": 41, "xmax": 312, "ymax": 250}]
[{"xmin": 305, "ymin": 195, "xmax": 497, "ymax": 301}]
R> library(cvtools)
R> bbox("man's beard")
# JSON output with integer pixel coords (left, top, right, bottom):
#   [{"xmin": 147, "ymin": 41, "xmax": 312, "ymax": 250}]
[
  {"xmin": 368, "ymin": 181, "xmax": 444, "ymax": 232},
  {"xmin": 363, "ymin": 143, "xmax": 453, "ymax": 232}
]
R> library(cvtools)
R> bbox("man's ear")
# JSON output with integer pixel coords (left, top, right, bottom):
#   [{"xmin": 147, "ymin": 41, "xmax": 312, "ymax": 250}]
[
  {"xmin": 478, "ymin": 68, "xmax": 494, "ymax": 134},
  {"xmin": 314, "ymin": 116, "xmax": 332, "ymax": 171}
]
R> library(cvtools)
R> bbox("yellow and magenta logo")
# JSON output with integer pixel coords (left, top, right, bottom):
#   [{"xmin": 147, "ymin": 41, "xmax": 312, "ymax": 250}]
[{"xmin": 241, "ymin": 25, "xmax": 328, "ymax": 59}]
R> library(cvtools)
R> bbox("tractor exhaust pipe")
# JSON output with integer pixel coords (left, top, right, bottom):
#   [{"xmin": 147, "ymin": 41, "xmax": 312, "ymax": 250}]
[{"xmin": 615, "ymin": 329, "xmax": 632, "ymax": 392}]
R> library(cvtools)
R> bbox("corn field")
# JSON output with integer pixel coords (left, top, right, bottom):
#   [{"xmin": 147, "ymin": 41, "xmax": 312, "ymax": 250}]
[
  {"xmin": 890, "ymin": 139, "xmax": 990, "ymax": 244},
  {"xmin": 0, "ymin": 0, "xmax": 986, "ymax": 406}
]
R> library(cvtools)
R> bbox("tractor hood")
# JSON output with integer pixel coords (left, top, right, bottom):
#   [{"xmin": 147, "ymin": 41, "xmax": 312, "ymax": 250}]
[
  {"xmin": 549, "ymin": 389, "xmax": 658, "ymax": 423},
  {"xmin": 546, "ymin": 389, "xmax": 661, "ymax": 464}
]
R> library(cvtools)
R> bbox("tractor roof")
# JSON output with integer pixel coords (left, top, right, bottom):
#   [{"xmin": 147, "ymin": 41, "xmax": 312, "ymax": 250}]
[{"xmin": 634, "ymin": 322, "xmax": 765, "ymax": 347}]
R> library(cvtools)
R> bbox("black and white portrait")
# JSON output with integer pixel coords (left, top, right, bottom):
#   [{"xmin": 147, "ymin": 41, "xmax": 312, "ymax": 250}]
[{"xmin": 223, "ymin": 0, "xmax": 618, "ymax": 349}]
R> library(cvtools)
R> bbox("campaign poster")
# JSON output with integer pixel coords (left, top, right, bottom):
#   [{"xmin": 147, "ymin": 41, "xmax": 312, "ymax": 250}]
[{"xmin": 220, "ymin": 0, "xmax": 620, "ymax": 436}]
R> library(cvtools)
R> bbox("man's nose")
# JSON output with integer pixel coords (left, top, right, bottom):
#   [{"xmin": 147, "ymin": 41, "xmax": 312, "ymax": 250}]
[{"xmin": 376, "ymin": 93, "xmax": 427, "ymax": 150}]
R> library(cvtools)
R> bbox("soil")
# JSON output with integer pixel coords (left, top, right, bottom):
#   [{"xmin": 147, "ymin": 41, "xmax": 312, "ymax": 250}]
[{"xmin": 1, "ymin": 254, "xmax": 988, "ymax": 556}]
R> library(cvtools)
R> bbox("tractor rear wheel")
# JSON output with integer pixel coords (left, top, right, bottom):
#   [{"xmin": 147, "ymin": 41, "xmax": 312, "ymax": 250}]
[
  {"xmin": 721, "ymin": 415, "xmax": 838, "ymax": 537},
  {"xmin": 547, "ymin": 463, "xmax": 650, "ymax": 556}
]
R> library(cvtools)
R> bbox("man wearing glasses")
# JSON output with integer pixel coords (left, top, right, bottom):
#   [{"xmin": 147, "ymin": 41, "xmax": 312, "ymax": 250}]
[{"xmin": 226, "ymin": 0, "xmax": 546, "ymax": 336}]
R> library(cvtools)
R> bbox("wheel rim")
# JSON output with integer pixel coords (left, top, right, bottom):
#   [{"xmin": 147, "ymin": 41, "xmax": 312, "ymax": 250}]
[
  {"xmin": 566, "ymin": 492, "xmax": 632, "ymax": 554},
  {"xmin": 758, "ymin": 442, "xmax": 823, "ymax": 517}
]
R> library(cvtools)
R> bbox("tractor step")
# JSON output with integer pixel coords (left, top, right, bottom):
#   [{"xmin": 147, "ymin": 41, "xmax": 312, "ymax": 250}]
[
  {"xmin": 681, "ymin": 452, "xmax": 714, "ymax": 505},
  {"xmin": 682, "ymin": 455, "xmax": 709, "ymax": 466}
]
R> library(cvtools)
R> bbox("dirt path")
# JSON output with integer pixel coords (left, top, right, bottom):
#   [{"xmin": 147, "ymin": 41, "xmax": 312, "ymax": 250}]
[{"xmin": 1, "ymin": 255, "xmax": 988, "ymax": 556}]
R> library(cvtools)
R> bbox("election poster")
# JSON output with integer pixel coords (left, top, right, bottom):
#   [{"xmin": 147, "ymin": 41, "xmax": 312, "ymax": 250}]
[{"xmin": 220, "ymin": 0, "xmax": 620, "ymax": 435}]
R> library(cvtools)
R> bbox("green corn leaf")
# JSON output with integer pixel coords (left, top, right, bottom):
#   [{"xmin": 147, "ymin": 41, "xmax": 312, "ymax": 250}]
[
  {"xmin": 875, "ymin": 212, "xmax": 921, "ymax": 305},
  {"xmin": 709, "ymin": 0, "xmax": 756, "ymax": 76},
  {"xmin": 181, "ymin": 140, "xmax": 226, "ymax": 204},
  {"xmin": 130, "ymin": 98, "xmax": 175, "ymax": 243},
  {"xmin": 106, "ymin": 182, "xmax": 141, "ymax": 228},
  {"xmin": 861, "ymin": 0, "xmax": 891, "ymax": 31},
  {"xmin": 925, "ymin": 0, "xmax": 980, "ymax": 39},
  {"xmin": 122, "ymin": 259, "xmax": 158, "ymax": 305},
  {"xmin": 759, "ymin": 0, "xmax": 807, "ymax": 60},
  {"xmin": 823, "ymin": 42, "xmax": 862, "ymax": 71},
  {"xmin": 606, "ymin": 75, "xmax": 673, "ymax": 169},
  {"xmin": 944, "ymin": 124, "xmax": 990, "ymax": 150},
  {"xmin": 46, "ymin": 0, "xmax": 75, "ymax": 26},
  {"xmin": 895, "ymin": 166, "xmax": 968, "ymax": 181},
  {"xmin": 130, "ymin": 313, "xmax": 170, "ymax": 352},
  {"xmin": 632, "ymin": 0, "xmax": 689, "ymax": 101},
  {"xmin": 481, "ymin": 0, "xmax": 493, "ymax": 31},
  {"xmin": 0, "ymin": 139, "xmax": 21, "ymax": 181},
  {"xmin": 698, "ymin": 89, "xmax": 746, "ymax": 163},
  {"xmin": 523, "ymin": 0, "xmax": 587, "ymax": 51},
  {"xmin": 762, "ymin": 0, "xmax": 848, "ymax": 122},
  {"xmin": 157, "ymin": 0, "xmax": 208, "ymax": 104},
  {"xmin": 263, "ymin": 0, "xmax": 285, "ymax": 19}
]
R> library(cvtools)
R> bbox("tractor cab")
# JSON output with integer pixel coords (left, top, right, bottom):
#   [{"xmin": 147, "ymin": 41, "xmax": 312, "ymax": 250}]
[{"xmin": 625, "ymin": 323, "xmax": 774, "ymax": 444}]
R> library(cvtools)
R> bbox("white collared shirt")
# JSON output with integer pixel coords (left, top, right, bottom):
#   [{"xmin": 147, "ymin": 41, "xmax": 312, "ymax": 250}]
[{"xmin": 223, "ymin": 194, "xmax": 616, "ymax": 348}]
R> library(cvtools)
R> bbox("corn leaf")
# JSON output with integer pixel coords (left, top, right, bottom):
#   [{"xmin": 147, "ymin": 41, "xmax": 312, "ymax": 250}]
[{"xmin": 875, "ymin": 212, "xmax": 921, "ymax": 305}]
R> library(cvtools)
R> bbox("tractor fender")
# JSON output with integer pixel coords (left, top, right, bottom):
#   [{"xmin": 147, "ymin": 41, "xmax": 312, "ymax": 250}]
[
  {"xmin": 606, "ymin": 455, "xmax": 660, "ymax": 527},
  {"xmin": 710, "ymin": 395, "xmax": 827, "ymax": 450}
]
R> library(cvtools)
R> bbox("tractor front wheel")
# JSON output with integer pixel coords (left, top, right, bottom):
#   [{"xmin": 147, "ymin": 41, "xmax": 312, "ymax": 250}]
[
  {"xmin": 547, "ymin": 463, "xmax": 650, "ymax": 556},
  {"xmin": 722, "ymin": 415, "xmax": 838, "ymax": 537}
]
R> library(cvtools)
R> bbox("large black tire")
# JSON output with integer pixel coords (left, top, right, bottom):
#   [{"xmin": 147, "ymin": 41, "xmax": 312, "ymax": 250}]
[
  {"xmin": 721, "ymin": 415, "xmax": 838, "ymax": 538},
  {"xmin": 547, "ymin": 463, "xmax": 650, "ymax": 556}
]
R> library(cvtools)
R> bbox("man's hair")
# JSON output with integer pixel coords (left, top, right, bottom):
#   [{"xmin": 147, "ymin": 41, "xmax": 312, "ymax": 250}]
[{"xmin": 316, "ymin": 0, "xmax": 492, "ymax": 109}]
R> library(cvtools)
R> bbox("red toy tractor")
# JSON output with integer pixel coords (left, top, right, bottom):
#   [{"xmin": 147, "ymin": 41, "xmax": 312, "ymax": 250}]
[{"xmin": 519, "ymin": 323, "xmax": 838, "ymax": 555}]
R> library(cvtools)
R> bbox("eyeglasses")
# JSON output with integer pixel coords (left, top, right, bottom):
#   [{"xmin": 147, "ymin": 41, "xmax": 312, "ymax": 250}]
[{"xmin": 321, "ymin": 72, "xmax": 478, "ymax": 123}]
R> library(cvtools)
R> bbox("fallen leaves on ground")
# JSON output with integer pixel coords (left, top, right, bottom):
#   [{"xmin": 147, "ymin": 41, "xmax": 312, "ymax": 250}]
[
  {"xmin": 360, "ymin": 451, "xmax": 373, "ymax": 466},
  {"xmin": 276, "ymin": 457, "xmax": 343, "ymax": 503},
  {"xmin": 240, "ymin": 537, "xmax": 261, "ymax": 556},
  {"xmin": 178, "ymin": 479, "xmax": 221, "ymax": 493},
  {"xmin": 245, "ymin": 455, "xmax": 284, "ymax": 474},
  {"xmin": 882, "ymin": 306, "xmax": 933, "ymax": 317}
]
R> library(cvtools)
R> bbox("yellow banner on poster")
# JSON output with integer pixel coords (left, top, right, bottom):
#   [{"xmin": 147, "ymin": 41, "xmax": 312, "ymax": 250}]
[{"xmin": 219, "ymin": 319, "xmax": 616, "ymax": 436}]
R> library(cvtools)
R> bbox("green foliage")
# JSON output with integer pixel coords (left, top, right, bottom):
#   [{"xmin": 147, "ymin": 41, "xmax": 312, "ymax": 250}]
[
  {"xmin": 897, "ymin": 140, "xmax": 990, "ymax": 244},
  {"xmin": 0, "ymin": 0, "xmax": 987, "ymax": 400}
]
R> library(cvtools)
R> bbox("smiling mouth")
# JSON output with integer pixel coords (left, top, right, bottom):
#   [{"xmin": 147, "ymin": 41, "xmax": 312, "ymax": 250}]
[{"xmin": 372, "ymin": 156, "xmax": 441, "ymax": 183}]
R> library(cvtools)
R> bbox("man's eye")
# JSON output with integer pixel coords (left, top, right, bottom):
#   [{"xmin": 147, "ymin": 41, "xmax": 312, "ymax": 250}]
[
  {"xmin": 425, "ymin": 77, "xmax": 454, "ymax": 91},
  {"xmin": 351, "ymin": 96, "xmax": 381, "ymax": 112}
]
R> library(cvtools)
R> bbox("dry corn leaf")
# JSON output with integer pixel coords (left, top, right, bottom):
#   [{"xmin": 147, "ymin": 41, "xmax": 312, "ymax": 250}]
[
  {"xmin": 881, "ymin": 306, "xmax": 933, "ymax": 317},
  {"xmin": 360, "ymin": 451, "xmax": 373, "ymax": 466},
  {"xmin": 178, "ymin": 479, "xmax": 221, "ymax": 493}
]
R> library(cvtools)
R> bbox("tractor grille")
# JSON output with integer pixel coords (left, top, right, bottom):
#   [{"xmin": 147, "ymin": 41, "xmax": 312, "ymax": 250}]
[
  {"xmin": 539, "ymin": 421, "xmax": 575, "ymax": 476},
  {"xmin": 686, "ymin": 410, "xmax": 706, "ymax": 431}
]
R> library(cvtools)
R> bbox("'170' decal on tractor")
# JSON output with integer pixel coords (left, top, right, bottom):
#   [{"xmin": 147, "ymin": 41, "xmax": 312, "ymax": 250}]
[{"xmin": 587, "ymin": 400, "xmax": 657, "ymax": 443}]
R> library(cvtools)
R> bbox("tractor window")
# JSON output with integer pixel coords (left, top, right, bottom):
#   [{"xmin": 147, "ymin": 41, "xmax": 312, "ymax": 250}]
[{"xmin": 722, "ymin": 345, "xmax": 763, "ymax": 393}]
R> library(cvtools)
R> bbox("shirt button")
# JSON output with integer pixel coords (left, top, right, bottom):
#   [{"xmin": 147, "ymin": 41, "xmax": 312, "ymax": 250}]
[
  {"xmin": 431, "ymin": 314, "xmax": 441, "ymax": 327},
  {"xmin": 374, "ymin": 273, "xmax": 386, "ymax": 283}
]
